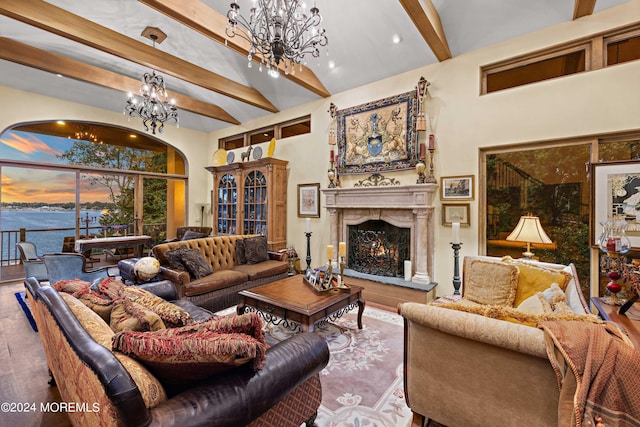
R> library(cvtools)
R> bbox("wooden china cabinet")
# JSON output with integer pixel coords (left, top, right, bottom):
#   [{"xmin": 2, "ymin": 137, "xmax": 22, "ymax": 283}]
[{"xmin": 206, "ymin": 157, "xmax": 288, "ymax": 251}]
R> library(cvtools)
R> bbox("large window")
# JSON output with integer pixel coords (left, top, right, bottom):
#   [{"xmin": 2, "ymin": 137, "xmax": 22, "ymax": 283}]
[
  {"xmin": 0, "ymin": 121, "xmax": 188, "ymax": 279},
  {"xmin": 483, "ymin": 132, "xmax": 640, "ymax": 300}
]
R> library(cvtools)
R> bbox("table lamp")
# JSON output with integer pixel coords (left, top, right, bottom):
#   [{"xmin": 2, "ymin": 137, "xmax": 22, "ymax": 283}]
[{"xmin": 506, "ymin": 215, "xmax": 552, "ymax": 259}]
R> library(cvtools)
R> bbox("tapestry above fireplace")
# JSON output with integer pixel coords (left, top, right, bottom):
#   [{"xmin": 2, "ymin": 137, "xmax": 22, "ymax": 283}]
[{"xmin": 336, "ymin": 90, "xmax": 418, "ymax": 175}]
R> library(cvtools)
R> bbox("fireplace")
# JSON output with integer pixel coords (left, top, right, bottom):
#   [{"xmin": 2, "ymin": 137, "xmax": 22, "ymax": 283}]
[
  {"xmin": 348, "ymin": 220, "xmax": 410, "ymax": 278},
  {"xmin": 323, "ymin": 183, "xmax": 437, "ymax": 287}
]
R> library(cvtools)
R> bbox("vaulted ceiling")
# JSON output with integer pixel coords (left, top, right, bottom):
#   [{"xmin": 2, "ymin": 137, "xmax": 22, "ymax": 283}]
[{"xmin": 0, "ymin": 0, "xmax": 631, "ymax": 134}]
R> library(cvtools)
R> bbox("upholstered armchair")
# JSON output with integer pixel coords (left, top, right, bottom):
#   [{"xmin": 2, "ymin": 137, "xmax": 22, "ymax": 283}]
[
  {"xmin": 16, "ymin": 241, "xmax": 48, "ymax": 282},
  {"xmin": 42, "ymin": 253, "xmax": 118, "ymax": 285}
]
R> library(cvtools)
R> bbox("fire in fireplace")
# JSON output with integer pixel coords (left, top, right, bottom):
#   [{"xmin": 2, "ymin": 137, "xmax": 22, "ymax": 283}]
[{"xmin": 347, "ymin": 220, "xmax": 410, "ymax": 278}]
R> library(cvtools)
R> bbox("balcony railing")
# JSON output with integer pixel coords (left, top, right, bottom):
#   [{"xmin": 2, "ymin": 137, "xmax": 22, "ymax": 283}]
[{"xmin": 0, "ymin": 223, "xmax": 167, "ymax": 283}]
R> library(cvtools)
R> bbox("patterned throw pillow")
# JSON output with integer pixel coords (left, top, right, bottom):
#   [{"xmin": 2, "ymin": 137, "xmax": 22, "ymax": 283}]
[
  {"xmin": 244, "ymin": 236, "xmax": 269, "ymax": 264},
  {"xmin": 55, "ymin": 278, "xmax": 114, "ymax": 322},
  {"xmin": 179, "ymin": 248, "xmax": 214, "ymax": 279},
  {"xmin": 112, "ymin": 313, "xmax": 267, "ymax": 383},
  {"xmin": 236, "ymin": 239, "xmax": 247, "ymax": 265},
  {"xmin": 121, "ymin": 286, "xmax": 194, "ymax": 328},
  {"xmin": 164, "ymin": 247, "xmax": 190, "ymax": 271},
  {"xmin": 110, "ymin": 298, "xmax": 166, "ymax": 333}
]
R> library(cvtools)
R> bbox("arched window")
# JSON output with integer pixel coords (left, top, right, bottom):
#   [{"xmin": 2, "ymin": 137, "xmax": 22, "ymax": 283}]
[{"xmin": 0, "ymin": 121, "xmax": 188, "ymax": 279}]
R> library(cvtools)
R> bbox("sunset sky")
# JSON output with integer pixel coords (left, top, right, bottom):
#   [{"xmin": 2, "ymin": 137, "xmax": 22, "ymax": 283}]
[{"xmin": 0, "ymin": 131, "xmax": 112, "ymax": 203}]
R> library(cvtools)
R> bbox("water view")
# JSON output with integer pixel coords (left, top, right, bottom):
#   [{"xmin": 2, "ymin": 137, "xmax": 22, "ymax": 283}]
[{"xmin": 1, "ymin": 209, "xmax": 105, "ymax": 261}]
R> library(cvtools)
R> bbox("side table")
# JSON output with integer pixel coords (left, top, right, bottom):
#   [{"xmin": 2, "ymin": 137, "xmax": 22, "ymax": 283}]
[{"xmin": 591, "ymin": 297, "xmax": 640, "ymax": 349}]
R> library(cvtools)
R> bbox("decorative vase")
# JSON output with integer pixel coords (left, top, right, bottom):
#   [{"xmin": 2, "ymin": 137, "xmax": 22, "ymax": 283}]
[{"xmin": 597, "ymin": 221, "xmax": 631, "ymax": 254}]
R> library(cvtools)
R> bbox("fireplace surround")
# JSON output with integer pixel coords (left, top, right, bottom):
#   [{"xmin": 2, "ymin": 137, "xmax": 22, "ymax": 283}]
[{"xmin": 322, "ymin": 183, "xmax": 438, "ymax": 287}]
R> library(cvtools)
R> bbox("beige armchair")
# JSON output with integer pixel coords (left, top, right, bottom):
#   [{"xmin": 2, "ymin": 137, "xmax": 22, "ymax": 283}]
[{"xmin": 398, "ymin": 255, "xmax": 590, "ymax": 427}]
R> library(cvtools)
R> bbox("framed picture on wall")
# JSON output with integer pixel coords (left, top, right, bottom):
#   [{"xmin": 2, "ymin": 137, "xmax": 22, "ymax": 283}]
[
  {"xmin": 592, "ymin": 161, "xmax": 640, "ymax": 248},
  {"xmin": 297, "ymin": 183, "xmax": 321, "ymax": 218},
  {"xmin": 440, "ymin": 175, "xmax": 475, "ymax": 200},
  {"xmin": 442, "ymin": 203, "xmax": 470, "ymax": 226}
]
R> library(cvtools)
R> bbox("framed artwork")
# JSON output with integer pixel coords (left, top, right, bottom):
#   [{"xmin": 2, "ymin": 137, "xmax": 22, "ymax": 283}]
[
  {"xmin": 592, "ymin": 161, "xmax": 640, "ymax": 248},
  {"xmin": 297, "ymin": 183, "xmax": 321, "ymax": 218},
  {"xmin": 442, "ymin": 203, "xmax": 470, "ymax": 226},
  {"xmin": 440, "ymin": 175, "xmax": 475, "ymax": 200},
  {"xmin": 336, "ymin": 90, "xmax": 418, "ymax": 175}
]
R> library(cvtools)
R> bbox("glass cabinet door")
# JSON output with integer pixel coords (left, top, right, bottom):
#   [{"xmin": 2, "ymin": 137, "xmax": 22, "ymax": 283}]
[
  {"xmin": 217, "ymin": 174, "xmax": 237, "ymax": 234},
  {"xmin": 244, "ymin": 171, "xmax": 267, "ymax": 235}
]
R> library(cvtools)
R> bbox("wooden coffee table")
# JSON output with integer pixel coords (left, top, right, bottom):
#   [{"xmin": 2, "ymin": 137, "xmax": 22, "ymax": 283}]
[{"xmin": 237, "ymin": 275, "xmax": 365, "ymax": 332}]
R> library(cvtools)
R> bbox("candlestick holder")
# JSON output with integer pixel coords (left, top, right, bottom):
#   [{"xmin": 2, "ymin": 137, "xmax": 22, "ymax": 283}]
[
  {"xmin": 327, "ymin": 168, "xmax": 336, "ymax": 188},
  {"xmin": 416, "ymin": 159, "xmax": 426, "ymax": 184},
  {"xmin": 426, "ymin": 147, "xmax": 436, "ymax": 183},
  {"xmin": 339, "ymin": 256, "xmax": 346, "ymax": 287},
  {"xmin": 305, "ymin": 232, "xmax": 312, "ymax": 274},
  {"xmin": 451, "ymin": 242, "xmax": 462, "ymax": 295}
]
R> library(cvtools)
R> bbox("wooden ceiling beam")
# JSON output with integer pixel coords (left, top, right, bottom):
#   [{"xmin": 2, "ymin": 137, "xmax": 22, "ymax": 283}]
[
  {"xmin": 0, "ymin": 0, "xmax": 278, "ymax": 113},
  {"xmin": 139, "ymin": 0, "xmax": 330, "ymax": 98},
  {"xmin": 398, "ymin": 0, "xmax": 452, "ymax": 62},
  {"xmin": 573, "ymin": 0, "xmax": 597, "ymax": 20},
  {"xmin": 0, "ymin": 37, "xmax": 240, "ymax": 125}
]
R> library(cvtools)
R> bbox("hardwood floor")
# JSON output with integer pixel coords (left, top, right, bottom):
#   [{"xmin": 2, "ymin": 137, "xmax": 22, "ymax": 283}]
[{"xmin": 0, "ymin": 280, "xmax": 71, "ymax": 426}]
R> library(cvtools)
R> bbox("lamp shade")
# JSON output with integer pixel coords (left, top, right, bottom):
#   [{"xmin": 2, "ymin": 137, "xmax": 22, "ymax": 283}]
[{"xmin": 506, "ymin": 215, "xmax": 552, "ymax": 244}]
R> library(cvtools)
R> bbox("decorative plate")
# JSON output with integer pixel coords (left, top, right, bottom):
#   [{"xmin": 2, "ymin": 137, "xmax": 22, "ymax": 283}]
[
  {"xmin": 227, "ymin": 151, "xmax": 235, "ymax": 164},
  {"xmin": 253, "ymin": 146, "xmax": 263, "ymax": 160},
  {"xmin": 267, "ymin": 138, "xmax": 277, "ymax": 157},
  {"xmin": 212, "ymin": 148, "xmax": 227, "ymax": 166}
]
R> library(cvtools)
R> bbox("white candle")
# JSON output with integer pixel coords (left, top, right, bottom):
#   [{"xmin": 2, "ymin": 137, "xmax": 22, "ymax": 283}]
[
  {"xmin": 327, "ymin": 245, "xmax": 334, "ymax": 260},
  {"xmin": 339, "ymin": 241, "xmax": 346, "ymax": 257},
  {"xmin": 305, "ymin": 218, "xmax": 311, "ymax": 233},
  {"xmin": 404, "ymin": 260, "xmax": 412, "ymax": 281},
  {"xmin": 452, "ymin": 222, "xmax": 460, "ymax": 244}
]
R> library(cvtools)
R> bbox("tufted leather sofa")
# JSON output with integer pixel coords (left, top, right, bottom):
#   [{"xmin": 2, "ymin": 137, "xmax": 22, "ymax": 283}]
[
  {"xmin": 152, "ymin": 235, "xmax": 289, "ymax": 313},
  {"xmin": 24, "ymin": 276, "xmax": 329, "ymax": 427}
]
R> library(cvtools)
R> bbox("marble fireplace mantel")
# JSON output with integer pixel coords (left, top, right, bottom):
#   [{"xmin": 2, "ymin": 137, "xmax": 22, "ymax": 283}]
[{"xmin": 322, "ymin": 184, "xmax": 438, "ymax": 286}]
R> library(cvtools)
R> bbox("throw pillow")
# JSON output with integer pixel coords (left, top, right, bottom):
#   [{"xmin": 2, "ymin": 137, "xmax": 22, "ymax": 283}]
[
  {"xmin": 244, "ymin": 236, "xmax": 269, "ymax": 264},
  {"xmin": 134, "ymin": 257, "xmax": 161, "ymax": 282},
  {"xmin": 121, "ymin": 286, "xmax": 194, "ymax": 328},
  {"xmin": 164, "ymin": 247, "xmax": 190, "ymax": 271},
  {"xmin": 236, "ymin": 239, "xmax": 247, "ymax": 265},
  {"xmin": 463, "ymin": 259, "xmax": 519, "ymax": 306},
  {"xmin": 181, "ymin": 230, "xmax": 208, "ymax": 240},
  {"xmin": 110, "ymin": 298, "xmax": 166, "ymax": 333},
  {"xmin": 112, "ymin": 313, "xmax": 267, "ymax": 384},
  {"xmin": 179, "ymin": 248, "xmax": 214, "ymax": 279},
  {"xmin": 503, "ymin": 257, "xmax": 572, "ymax": 307},
  {"xmin": 55, "ymin": 278, "xmax": 114, "ymax": 322}
]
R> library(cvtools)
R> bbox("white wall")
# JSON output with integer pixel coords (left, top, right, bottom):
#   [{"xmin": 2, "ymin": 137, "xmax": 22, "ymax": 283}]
[{"xmin": 211, "ymin": 2, "xmax": 640, "ymax": 296}]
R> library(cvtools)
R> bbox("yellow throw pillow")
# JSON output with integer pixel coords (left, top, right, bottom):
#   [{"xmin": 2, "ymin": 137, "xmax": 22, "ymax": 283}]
[
  {"xmin": 463, "ymin": 259, "xmax": 519, "ymax": 306},
  {"xmin": 504, "ymin": 259, "xmax": 572, "ymax": 307}
]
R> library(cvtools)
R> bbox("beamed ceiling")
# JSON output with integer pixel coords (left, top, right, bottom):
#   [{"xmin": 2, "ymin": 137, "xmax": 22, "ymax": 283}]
[{"xmin": 0, "ymin": 0, "xmax": 632, "ymax": 134}]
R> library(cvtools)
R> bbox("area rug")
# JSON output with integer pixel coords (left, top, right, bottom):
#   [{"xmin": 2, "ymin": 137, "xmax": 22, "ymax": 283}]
[
  {"xmin": 220, "ymin": 305, "xmax": 412, "ymax": 427},
  {"xmin": 15, "ymin": 291, "xmax": 38, "ymax": 332}
]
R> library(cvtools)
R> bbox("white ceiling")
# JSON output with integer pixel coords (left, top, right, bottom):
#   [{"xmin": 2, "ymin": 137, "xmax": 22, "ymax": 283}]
[{"xmin": 0, "ymin": 0, "xmax": 631, "ymax": 134}]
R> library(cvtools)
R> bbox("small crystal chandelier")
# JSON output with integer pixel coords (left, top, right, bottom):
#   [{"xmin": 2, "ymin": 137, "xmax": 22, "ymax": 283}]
[
  {"xmin": 74, "ymin": 124, "xmax": 98, "ymax": 142},
  {"xmin": 226, "ymin": 0, "xmax": 328, "ymax": 77},
  {"xmin": 124, "ymin": 28, "xmax": 178, "ymax": 135}
]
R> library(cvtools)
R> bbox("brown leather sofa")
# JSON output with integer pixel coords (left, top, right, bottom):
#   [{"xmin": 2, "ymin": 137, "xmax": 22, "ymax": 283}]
[
  {"xmin": 25, "ymin": 277, "xmax": 329, "ymax": 427},
  {"xmin": 152, "ymin": 235, "xmax": 289, "ymax": 312}
]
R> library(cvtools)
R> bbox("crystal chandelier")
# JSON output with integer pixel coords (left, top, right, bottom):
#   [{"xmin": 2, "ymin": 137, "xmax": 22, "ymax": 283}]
[
  {"xmin": 124, "ymin": 30, "xmax": 178, "ymax": 135},
  {"xmin": 226, "ymin": 0, "xmax": 328, "ymax": 77}
]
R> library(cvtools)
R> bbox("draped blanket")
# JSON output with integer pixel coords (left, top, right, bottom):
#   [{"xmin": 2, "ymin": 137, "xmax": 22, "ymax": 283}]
[{"xmin": 539, "ymin": 320, "xmax": 640, "ymax": 427}]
